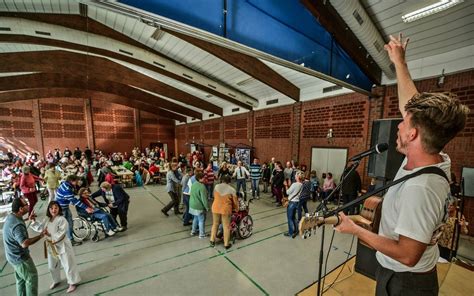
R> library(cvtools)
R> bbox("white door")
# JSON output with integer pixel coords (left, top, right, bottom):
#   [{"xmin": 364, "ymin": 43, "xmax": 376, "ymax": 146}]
[{"xmin": 310, "ymin": 147, "xmax": 348, "ymax": 184}]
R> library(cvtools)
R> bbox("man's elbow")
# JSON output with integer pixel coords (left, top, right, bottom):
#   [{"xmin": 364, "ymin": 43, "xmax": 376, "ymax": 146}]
[{"xmin": 400, "ymin": 255, "xmax": 422, "ymax": 267}]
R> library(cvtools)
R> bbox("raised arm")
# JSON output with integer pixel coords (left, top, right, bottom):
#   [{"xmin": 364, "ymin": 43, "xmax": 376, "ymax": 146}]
[{"xmin": 384, "ymin": 33, "xmax": 418, "ymax": 118}]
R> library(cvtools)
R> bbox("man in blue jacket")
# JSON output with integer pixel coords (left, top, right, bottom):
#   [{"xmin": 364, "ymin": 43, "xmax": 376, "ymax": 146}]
[{"xmin": 56, "ymin": 175, "xmax": 94, "ymax": 246}]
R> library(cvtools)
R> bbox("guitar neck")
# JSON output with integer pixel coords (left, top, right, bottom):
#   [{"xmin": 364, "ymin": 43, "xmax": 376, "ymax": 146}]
[
  {"xmin": 299, "ymin": 214, "xmax": 372, "ymax": 237},
  {"xmin": 323, "ymin": 215, "xmax": 370, "ymax": 226}
]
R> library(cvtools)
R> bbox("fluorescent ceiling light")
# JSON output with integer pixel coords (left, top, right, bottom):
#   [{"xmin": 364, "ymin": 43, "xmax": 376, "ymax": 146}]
[{"xmin": 402, "ymin": 0, "xmax": 463, "ymax": 23}]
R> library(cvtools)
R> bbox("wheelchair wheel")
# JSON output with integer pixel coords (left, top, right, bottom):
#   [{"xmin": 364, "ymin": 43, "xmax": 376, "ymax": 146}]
[
  {"xmin": 237, "ymin": 215, "xmax": 253, "ymax": 239},
  {"xmin": 91, "ymin": 224, "xmax": 100, "ymax": 242},
  {"xmin": 72, "ymin": 217, "xmax": 91, "ymax": 241}
]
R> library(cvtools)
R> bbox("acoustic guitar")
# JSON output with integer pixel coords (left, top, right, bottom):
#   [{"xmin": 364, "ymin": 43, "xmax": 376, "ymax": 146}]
[{"xmin": 298, "ymin": 196, "xmax": 383, "ymax": 239}]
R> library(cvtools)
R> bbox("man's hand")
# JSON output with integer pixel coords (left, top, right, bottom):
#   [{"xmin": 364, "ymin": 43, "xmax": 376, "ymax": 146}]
[
  {"xmin": 28, "ymin": 212, "xmax": 37, "ymax": 221},
  {"xmin": 384, "ymin": 33, "xmax": 409, "ymax": 66},
  {"xmin": 334, "ymin": 212, "xmax": 359, "ymax": 235},
  {"xmin": 86, "ymin": 207, "xmax": 94, "ymax": 214}
]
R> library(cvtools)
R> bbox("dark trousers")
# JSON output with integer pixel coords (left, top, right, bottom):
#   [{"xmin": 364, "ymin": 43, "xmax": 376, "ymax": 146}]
[
  {"xmin": 163, "ymin": 191, "xmax": 180, "ymax": 214},
  {"xmin": 110, "ymin": 205, "xmax": 128, "ymax": 227},
  {"xmin": 272, "ymin": 186, "xmax": 283, "ymax": 204},
  {"xmin": 375, "ymin": 263, "xmax": 438, "ymax": 296},
  {"xmin": 297, "ymin": 199, "xmax": 309, "ymax": 222},
  {"xmin": 342, "ymin": 192, "xmax": 359, "ymax": 215},
  {"xmin": 236, "ymin": 179, "xmax": 247, "ymax": 200},
  {"xmin": 182, "ymin": 194, "xmax": 193, "ymax": 224}
]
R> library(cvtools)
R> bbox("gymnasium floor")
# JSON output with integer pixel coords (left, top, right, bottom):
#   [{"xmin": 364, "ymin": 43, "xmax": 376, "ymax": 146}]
[{"xmin": 0, "ymin": 184, "xmax": 356, "ymax": 296}]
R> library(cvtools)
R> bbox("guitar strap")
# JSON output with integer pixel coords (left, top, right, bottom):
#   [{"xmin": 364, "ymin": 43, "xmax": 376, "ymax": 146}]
[{"xmin": 325, "ymin": 166, "xmax": 449, "ymax": 218}]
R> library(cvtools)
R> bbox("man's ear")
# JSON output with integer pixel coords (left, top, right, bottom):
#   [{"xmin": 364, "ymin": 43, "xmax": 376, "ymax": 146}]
[{"xmin": 409, "ymin": 126, "xmax": 419, "ymax": 141}]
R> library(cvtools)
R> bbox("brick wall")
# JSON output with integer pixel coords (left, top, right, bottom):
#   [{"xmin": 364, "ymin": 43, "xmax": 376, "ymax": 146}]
[
  {"xmin": 39, "ymin": 98, "xmax": 88, "ymax": 154},
  {"xmin": 253, "ymin": 105, "xmax": 293, "ymax": 162},
  {"xmin": 299, "ymin": 92, "xmax": 370, "ymax": 179},
  {"xmin": 1, "ymin": 98, "xmax": 175, "ymax": 157},
  {"xmin": 0, "ymin": 101, "xmax": 37, "ymax": 155},
  {"xmin": 139, "ymin": 110, "xmax": 175, "ymax": 154}
]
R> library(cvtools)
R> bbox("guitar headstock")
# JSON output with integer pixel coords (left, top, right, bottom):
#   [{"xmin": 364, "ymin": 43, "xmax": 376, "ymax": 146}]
[{"xmin": 298, "ymin": 214, "xmax": 324, "ymax": 239}]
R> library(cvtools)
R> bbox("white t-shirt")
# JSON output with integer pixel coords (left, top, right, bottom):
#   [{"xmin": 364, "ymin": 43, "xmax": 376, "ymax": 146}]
[{"xmin": 376, "ymin": 153, "xmax": 451, "ymax": 272}]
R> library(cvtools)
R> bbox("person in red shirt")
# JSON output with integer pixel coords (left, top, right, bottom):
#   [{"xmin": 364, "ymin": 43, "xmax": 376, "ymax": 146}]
[
  {"xmin": 149, "ymin": 162, "xmax": 160, "ymax": 176},
  {"xmin": 19, "ymin": 166, "xmax": 43, "ymax": 217},
  {"xmin": 204, "ymin": 163, "xmax": 215, "ymax": 200}
]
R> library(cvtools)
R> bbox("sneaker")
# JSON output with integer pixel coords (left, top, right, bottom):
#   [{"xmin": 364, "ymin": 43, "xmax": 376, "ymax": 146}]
[
  {"xmin": 283, "ymin": 232, "xmax": 291, "ymax": 237},
  {"xmin": 225, "ymin": 244, "xmax": 232, "ymax": 250},
  {"xmin": 71, "ymin": 240, "xmax": 82, "ymax": 246},
  {"xmin": 190, "ymin": 232, "xmax": 198, "ymax": 236},
  {"xmin": 161, "ymin": 209, "xmax": 169, "ymax": 217},
  {"xmin": 256, "ymin": 196, "xmax": 260, "ymax": 200},
  {"xmin": 276, "ymin": 203, "xmax": 282, "ymax": 207},
  {"xmin": 292, "ymin": 232, "xmax": 298, "ymax": 239},
  {"xmin": 198, "ymin": 234, "xmax": 208, "ymax": 239},
  {"xmin": 114, "ymin": 226, "xmax": 123, "ymax": 232},
  {"xmin": 107, "ymin": 229, "xmax": 116, "ymax": 236},
  {"xmin": 210, "ymin": 241, "xmax": 215, "ymax": 247}
]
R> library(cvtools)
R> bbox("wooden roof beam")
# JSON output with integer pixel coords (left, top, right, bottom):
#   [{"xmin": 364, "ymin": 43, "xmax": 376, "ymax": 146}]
[
  {"xmin": 0, "ymin": 73, "xmax": 202, "ymax": 119},
  {"xmin": 0, "ymin": 50, "xmax": 223, "ymax": 116},
  {"xmin": 0, "ymin": 88, "xmax": 186, "ymax": 122},
  {"xmin": 0, "ymin": 12, "xmax": 256, "ymax": 109}
]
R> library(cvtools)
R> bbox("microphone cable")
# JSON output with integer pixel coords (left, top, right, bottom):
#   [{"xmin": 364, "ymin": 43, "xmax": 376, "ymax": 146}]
[{"xmin": 321, "ymin": 227, "xmax": 357, "ymax": 294}]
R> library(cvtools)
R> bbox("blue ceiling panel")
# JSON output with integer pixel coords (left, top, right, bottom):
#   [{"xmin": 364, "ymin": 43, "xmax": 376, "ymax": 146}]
[{"xmin": 119, "ymin": 0, "xmax": 373, "ymax": 91}]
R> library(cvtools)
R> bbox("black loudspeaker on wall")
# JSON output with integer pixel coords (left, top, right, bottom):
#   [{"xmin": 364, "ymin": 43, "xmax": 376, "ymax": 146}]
[{"xmin": 368, "ymin": 119, "xmax": 404, "ymax": 180}]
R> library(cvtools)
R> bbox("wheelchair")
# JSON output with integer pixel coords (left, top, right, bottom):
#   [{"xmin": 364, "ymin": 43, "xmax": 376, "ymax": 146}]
[
  {"xmin": 72, "ymin": 208, "xmax": 110, "ymax": 242},
  {"xmin": 217, "ymin": 196, "xmax": 254, "ymax": 244}
]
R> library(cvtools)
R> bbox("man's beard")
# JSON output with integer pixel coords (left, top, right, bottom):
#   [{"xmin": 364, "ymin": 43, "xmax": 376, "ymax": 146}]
[{"xmin": 396, "ymin": 135, "xmax": 408, "ymax": 155}]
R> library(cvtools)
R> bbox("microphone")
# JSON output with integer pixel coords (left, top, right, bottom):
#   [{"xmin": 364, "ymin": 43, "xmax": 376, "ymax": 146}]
[{"xmin": 349, "ymin": 143, "xmax": 389, "ymax": 161}]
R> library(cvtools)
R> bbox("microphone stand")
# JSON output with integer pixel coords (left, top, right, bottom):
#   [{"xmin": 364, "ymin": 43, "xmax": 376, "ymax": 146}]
[{"xmin": 314, "ymin": 159, "xmax": 361, "ymax": 296}]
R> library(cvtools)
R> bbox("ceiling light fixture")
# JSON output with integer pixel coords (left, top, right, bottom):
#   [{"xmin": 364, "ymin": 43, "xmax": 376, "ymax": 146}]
[{"xmin": 402, "ymin": 0, "xmax": 463, "ymax": 23}]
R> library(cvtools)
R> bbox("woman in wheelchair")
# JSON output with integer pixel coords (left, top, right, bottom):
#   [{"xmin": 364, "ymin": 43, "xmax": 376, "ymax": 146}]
[{"xmin": 77, "ymin": 188, "xmax": 122, "ymax": 236}]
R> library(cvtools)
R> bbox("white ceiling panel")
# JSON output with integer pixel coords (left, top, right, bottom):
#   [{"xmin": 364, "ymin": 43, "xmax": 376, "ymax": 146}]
[{"xmin": 362, "ymin": 0, "xmax": 474, "ymax": 61}]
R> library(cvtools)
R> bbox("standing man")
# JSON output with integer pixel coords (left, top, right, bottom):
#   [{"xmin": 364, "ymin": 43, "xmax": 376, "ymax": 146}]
[
  {"xmin": 161, "ymin": 163, "xmax": 182, "ymax": 216},
  {"xmin": 181, "ymin": 168, "xmax": 193, "ymax": 226},
  {"xmin": 56, "ymin": 175, "xmax": 94, "ymax": 245},
  {"xmin": 335, "ymin": 34, "xmax": 469, "ymax": 295},
  {"xmin": 3, "ymin": 198, "xmax": 44, "ymax": 296},
  {"xmin": 84, "ymin": 146, "xmax": 92, "ymax": 163},
  {"xmin": 340, "ymin": 168, "xmax": 362, "ymax": 215},
  {"xmin": 249, "ymin": 158, "xmax": 262, "ymax": 200},
  {"xmin": 232, "ymin": 161, "xmax": 249, "ymax": 201}
]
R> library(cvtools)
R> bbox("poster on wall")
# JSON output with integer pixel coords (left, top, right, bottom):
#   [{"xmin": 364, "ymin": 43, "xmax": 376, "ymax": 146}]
[
  {"xmin": 190, "ymin": 144, "xmax": 197, "ymax": 154},
  {"xmin": 236, "ymin": 148, "xmax": 251, "ymax": 166},
  {"xmin": 219, "ymin": 143, "xmax": 230, "ymax": 163}
]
